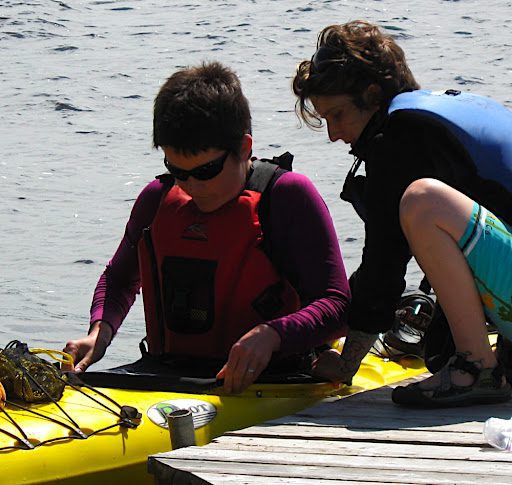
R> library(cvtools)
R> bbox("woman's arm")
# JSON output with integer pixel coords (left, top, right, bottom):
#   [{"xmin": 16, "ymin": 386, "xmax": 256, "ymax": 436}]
[
  {"xmin": 63, "ymin": 179, "xmax": 165, "ymax": 371},
  {"xmin": 89, "ymin": 179, "xmax": 165, "ymax": 334},
  {"xmin": 263, "ymin": 171, "xmax": 351, "ymax": 354}
]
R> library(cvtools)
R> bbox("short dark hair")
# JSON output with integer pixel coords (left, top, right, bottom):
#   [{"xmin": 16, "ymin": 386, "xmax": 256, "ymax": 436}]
[
  {"xmin": 293, "ymin": 20, "xmax": 420, "ymax": 128},
  {"xmin": 153, "ymin": 61, "xmax": 252, "ymax": 155}
]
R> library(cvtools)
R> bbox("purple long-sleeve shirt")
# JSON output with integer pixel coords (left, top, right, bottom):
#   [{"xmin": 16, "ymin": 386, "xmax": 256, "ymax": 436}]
[{"xmin": 90, "ymin": 170, "xmax": 350, "ymax": 355}]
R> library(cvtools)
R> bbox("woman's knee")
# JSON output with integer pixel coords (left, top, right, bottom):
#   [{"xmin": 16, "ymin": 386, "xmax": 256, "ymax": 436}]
[{"xmin": 399, "ymin": 178, "xmax": 447, "ymax": 231}]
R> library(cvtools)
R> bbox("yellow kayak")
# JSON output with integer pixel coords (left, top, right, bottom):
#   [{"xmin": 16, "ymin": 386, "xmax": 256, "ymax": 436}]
[{"xmin": 1, "ymin": 353, "xmax": 425, "ymax": 484}]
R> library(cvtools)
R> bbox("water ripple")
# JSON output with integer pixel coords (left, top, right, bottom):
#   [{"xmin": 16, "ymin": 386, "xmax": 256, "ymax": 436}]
[
  {"xmin": 54, "ymin": 102, "xmax": 92, "ymax": 112},
  {"xmin": 454, "ymin": 75, "xmax": 485, "ymax": 85},
  {"xmin": 53, "ymin": 45, "xmax": 78, "ymax": 51},
  {"xmin": 2, "ymin": 0, "xmax": 510, "ymax": 365}
]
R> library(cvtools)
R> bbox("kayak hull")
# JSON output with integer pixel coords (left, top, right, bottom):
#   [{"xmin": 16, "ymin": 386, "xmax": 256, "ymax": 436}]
[
  {"xmin": 1, "ymin": 354, "xmax": 425, "ymax": 484},
  {"xmin": 2, "ymin": 385, "xmax": 334, "ymax": 484}
]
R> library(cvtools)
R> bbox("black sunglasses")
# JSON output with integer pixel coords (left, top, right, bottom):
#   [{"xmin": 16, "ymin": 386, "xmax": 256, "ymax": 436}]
[{"xmin": 164, "ymin": 151, "xmax": 230, "ymax": 181}]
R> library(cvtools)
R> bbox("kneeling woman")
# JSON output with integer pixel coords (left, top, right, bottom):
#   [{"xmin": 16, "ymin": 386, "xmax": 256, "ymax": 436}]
[{"xmin": 293, "ymin": 20, "xmax": 512, "ymax": 407}]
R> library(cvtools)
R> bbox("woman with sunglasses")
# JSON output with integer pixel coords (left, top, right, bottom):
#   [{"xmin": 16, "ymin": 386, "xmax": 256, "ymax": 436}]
[
  {"xmin": 293, "ymin": 20, "xmax": 512, "ymax": 407},
  {"xmin": 63, "ymin": 61, "xmax": 350, "ymax": 394}
]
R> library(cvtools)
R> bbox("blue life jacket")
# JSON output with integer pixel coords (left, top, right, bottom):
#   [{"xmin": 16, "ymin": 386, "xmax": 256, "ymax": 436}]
[{"xmin": 389, "ymin": 89, "xmax": 512, "ymax": 192}]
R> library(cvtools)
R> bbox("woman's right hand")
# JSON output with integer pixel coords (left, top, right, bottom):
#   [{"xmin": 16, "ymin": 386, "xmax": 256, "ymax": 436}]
[{"xmin": 62, "ymin": 321, "xmax": 113, "ymax": 373}]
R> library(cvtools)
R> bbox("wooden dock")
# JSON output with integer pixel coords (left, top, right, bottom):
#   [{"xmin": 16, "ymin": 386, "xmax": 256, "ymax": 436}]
[{"xmin": 148, "ymin": 375, "xmax": 512, "ymax": 484}]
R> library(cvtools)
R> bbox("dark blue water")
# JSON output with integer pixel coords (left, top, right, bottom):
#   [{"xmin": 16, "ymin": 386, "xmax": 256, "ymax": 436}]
[{"xmin": 1, "ymin": 0, "xmax": 511, "ymax": 367}]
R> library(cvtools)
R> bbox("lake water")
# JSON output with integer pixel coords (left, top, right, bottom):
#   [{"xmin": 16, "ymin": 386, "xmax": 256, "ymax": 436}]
[{"xmin": 1, "ymin": 0, "xmax": 511, "ymax": 368}]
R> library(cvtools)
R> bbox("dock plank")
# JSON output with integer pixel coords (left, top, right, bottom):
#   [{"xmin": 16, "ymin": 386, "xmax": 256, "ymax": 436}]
[
  {"xmin": 213, "ymin": 435, "xmax": 512, "ymax": 461},
  {"xmin": 148, "ymin": 376, "xmax": 512, "ymax": 484},
  {"xmin": 157, "ymin": 473, "xmax": 381, "ymax": 485},
  {"xmin": 228, "ymin": 424, "xmax": 488, "ymax": 445},
  {"xmin": 154, "ymin": 446, "xmax": 512, "ymax": 474},
  {"xmin": 149, "ymin": 456, "xmax": 510, "ymax": 484}
]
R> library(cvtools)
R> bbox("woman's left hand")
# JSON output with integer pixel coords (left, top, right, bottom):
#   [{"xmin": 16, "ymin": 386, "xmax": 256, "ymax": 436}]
[{"xmin": 216, "ymin": 324, "xmax": 281, "ymax": 394}]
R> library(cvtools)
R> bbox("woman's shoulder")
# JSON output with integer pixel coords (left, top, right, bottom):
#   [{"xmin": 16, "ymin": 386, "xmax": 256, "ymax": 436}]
[
  {"xmin": 127, "ymin": 177, "xmax": 168, "ymax": 230},
  {"xmin": 138, "ymin": 177, "xmax": 167, "ymax": 198},
  {"xmin": 272, "ymin": 170, "xmax": 319, "ymax": 195},
  {"xmin": 132, "ymin": 177, "xmax": 171, "ymax": 208},
  {"xmin": 270, "ymin": 170, "xmax": 328, "ymax": 215}
]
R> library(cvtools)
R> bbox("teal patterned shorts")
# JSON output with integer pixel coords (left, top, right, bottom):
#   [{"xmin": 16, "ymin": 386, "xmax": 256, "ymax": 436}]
[{"xmin": 458, "ymin": 202, "xmax": 512, "ymax": 340}]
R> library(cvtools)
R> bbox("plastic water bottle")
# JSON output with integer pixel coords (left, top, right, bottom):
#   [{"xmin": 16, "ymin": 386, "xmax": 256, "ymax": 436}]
[{"xmin": 483, "ymin": 417, "xmax": 512, "ymax": 451}]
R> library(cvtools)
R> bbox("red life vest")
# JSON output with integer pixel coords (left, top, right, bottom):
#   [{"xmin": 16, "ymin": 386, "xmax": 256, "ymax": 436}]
[{"xmin": 138, "ymin": 162, "xmax": 300, "ymax": 359}]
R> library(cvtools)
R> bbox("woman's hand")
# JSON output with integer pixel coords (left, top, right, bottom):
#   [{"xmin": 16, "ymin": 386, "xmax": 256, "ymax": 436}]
[
  {"xmin": 62, "ymin": 321, "xmax": 113, "ymax": 373},
  {"xmin": 311, "ymin": 348, "xmax": 353, "ymax": 383},
  {"xmin": 216, "ymin": 324, "xmax": 281, "ymax": 394},
  {"xmin": 313, "ymin": 329, "xmax": 378, "ymax": 384}
]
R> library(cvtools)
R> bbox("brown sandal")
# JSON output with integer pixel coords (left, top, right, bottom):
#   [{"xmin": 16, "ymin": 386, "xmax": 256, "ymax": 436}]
[{"xmin": 392, "ymin": 352, "xmax": 512, "ymax": 408}]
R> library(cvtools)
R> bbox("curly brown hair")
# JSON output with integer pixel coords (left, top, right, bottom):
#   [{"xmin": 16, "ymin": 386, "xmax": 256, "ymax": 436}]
[
  {"xmin": 153, "ymin": 61, "xmax": 252, "ymax": 155},
  {"xmin": 292, "ymin": 20, "xmax": 420, "ymax": 128}
]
